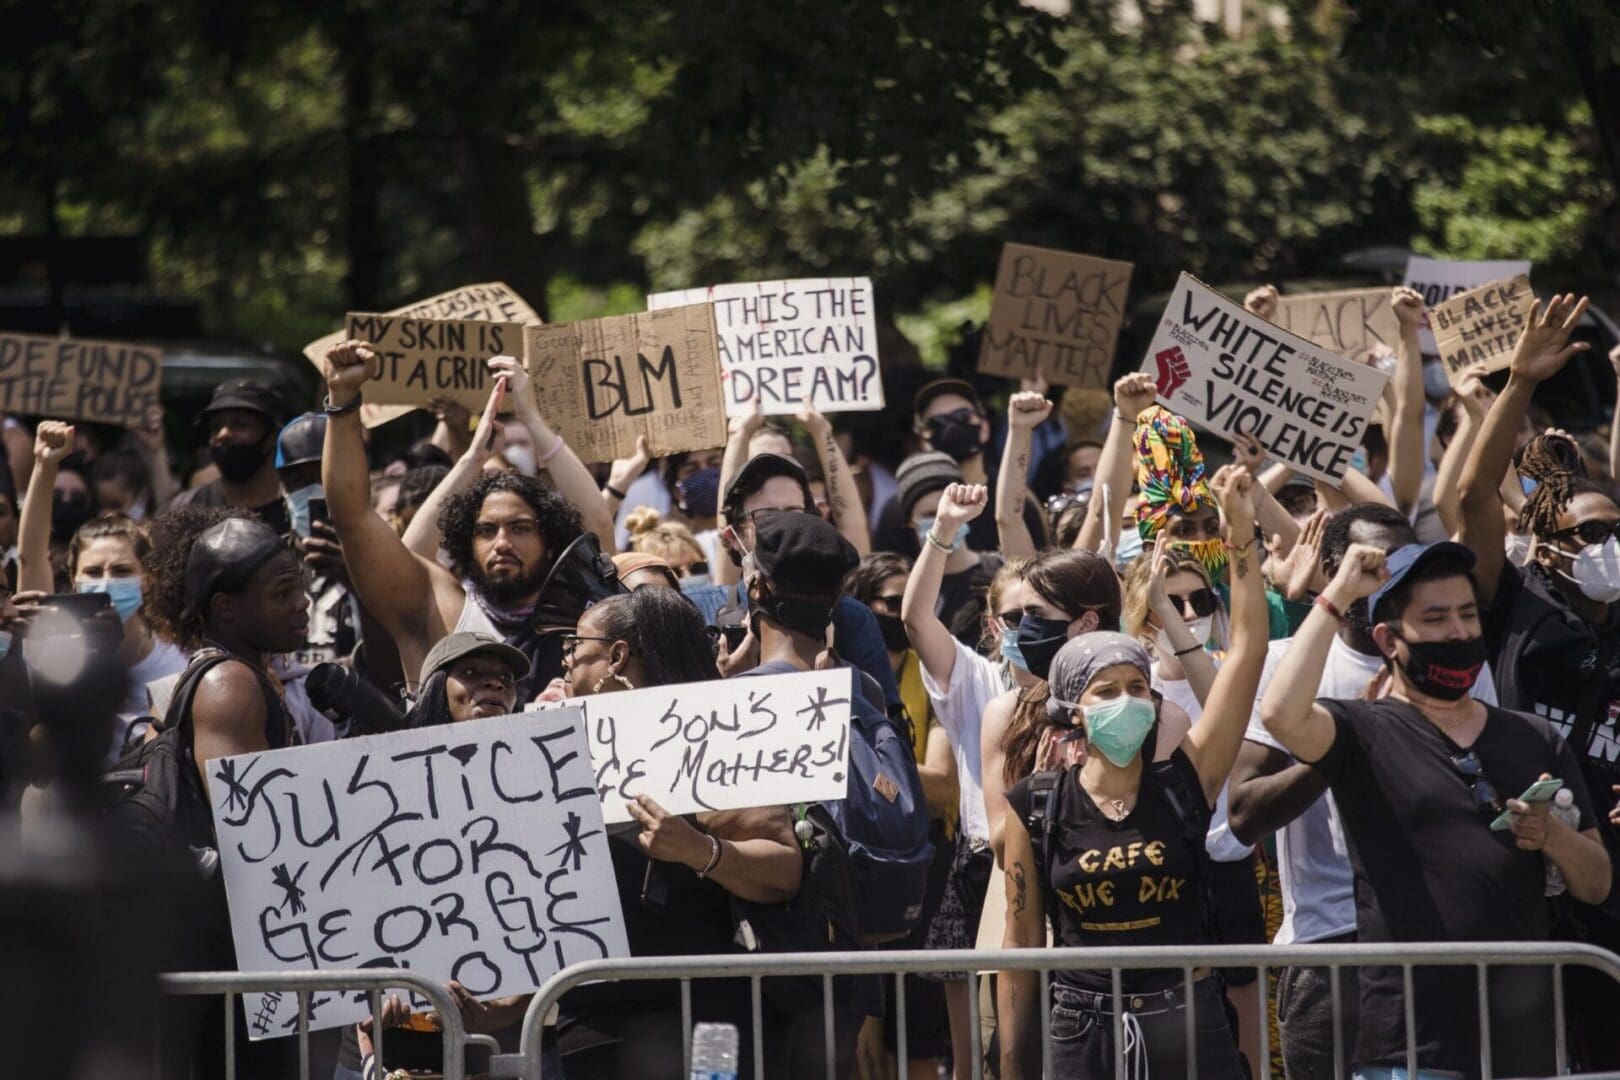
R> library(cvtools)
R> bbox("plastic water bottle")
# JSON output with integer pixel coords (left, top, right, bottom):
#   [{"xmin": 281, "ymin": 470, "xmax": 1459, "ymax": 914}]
[
  {"xmin": 690, "ymin": 1021, "xmax": 739, "ymax": 1080},
  {"xmin": 1545, "ymin": 788, "xmax": 1579, "ymax": 896}
]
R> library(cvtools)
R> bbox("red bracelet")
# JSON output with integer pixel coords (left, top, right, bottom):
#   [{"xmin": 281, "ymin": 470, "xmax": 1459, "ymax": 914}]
[{"xmin": 1313, "ymin": 594, "xmax": 1347, "ymax": 624}]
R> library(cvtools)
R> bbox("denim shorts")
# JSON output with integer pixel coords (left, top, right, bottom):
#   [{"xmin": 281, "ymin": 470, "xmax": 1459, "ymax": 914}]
[{"xmin": 1048, "ymin": 978, "xmax": 1247, "ymax": 1079}]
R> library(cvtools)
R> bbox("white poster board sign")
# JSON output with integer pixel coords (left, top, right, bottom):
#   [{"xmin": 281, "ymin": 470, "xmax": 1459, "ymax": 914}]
[
  {"xmin": 530, "ymin": 668, "xmax": 854, "ymax": 825},
  {"xmin": 1139, "ymin": 274, "xmax": 1390, "ymax": 484},
  {"xmin": 1401, "ymin": 256, "xmax": 1532, "ymax": 354},
  {"xmin": 647, "ymin": 278, "xmax": 882, "ymax": 415},
  {"xmin": 208, "ymin": 707, "xmax": 627, "ymax": 1039}
]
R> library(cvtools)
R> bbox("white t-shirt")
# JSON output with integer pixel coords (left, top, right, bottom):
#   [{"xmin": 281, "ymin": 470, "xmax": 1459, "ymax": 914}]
[
  {"xmin": 918, "ymin": 637, "xmax": 1010, "ymax": 845},
  {"xmin": 1153, "ymin": 668, "xmax": 1253, "ymax": 864},
  {"xmin": 1244, "ymin": 633, "xmax": 1498, "ymax": 944},
  {"xmin": 107, "ymin": 637, "xmax": 189, "ymax": 766}
]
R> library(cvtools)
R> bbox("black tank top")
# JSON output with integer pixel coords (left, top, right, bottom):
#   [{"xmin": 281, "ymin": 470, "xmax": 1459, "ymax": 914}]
[{"xmin": 1007, "ymin": 749, "xmax": 1211, "ymax": 992}]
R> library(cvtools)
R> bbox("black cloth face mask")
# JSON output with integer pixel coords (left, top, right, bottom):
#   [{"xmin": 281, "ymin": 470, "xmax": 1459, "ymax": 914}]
[
  {"xmin": 874, "ymin": 611, "xmax": 909, "ymax": 654},
  {"xmin": 926, "ymin": 409, "xmax": 984, "ymax": 463},
  {"xmin": 1015, "ymin": 613, "xmax": 1072, "ymax": 681},
  {"xmin": 211, "ymin": 438, "xmax": 271, "ymax": 483},
  {"xmin": 1390, "ymin": 633, "xmax": 1487, "ymax": 702}
]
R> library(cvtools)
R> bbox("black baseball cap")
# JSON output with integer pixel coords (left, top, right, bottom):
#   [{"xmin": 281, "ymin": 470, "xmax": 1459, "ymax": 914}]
[
  {"xmin": 203, "ymin": 379, "xmax": 293, "ymax": 427},
  {"xmin": 912, "ymin": 377, "xmax": 982, "ymax": 422},
  {"xmin": 722, "ymin": 452, "xmax": 814, "ymax": 524},
  {"xmin": 1369, "ymin": 541, "xmax": 1477, "ymax": 623},
  {"xmin": 275, "ymin": 413, "xmax": 326, "ymax": 470},
  {"xmin": 182, "ymin": 517, "xmax": 288, "ymax": 624}
]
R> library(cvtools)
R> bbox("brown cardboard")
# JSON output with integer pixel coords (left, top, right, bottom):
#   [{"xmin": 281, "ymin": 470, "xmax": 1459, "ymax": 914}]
[
  {"xmin": 0, "ymin": 331, "xmax": 162, "ymax": 426},
  {"xmin": 1273, "ymin": 288, "xmax": 1401, "ymax": 359},
  {"xmin": 979, "ymin": 243, "xmax": 1133, "ymax": 388},
  {"xmin": 1430, "ymin": 274, "xmax": 1534, "ymax": 385}
]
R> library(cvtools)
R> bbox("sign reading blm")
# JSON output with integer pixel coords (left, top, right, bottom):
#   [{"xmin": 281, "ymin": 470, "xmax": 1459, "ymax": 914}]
[
  {"xmin": 546, "ymin": 667, "xmax": 854, "ymax": 824},
  {"xmin": 979, "ymin": 243, "xmax": 1133, "ymax": 389},
  {"xmin": 525, "ymin": 303, "xmax": 727, "ymax": 464},
  {"xmin": 647, "ymin": 278, "xmax": 882, "ymax": 415},
  {"xmin": 1140, "ymin": 274, "xmax": 1390, "ymax": 484},
  {"xmin": 1430, "ymin": 274, "xmax": 1534, "ymax": 386},
  {"xmin": 0, "ymin": 331, "xmax": 162, "ymax": 427},
  {"xmin": 208, "ymin": 707, "xmax": 627, "ymax": 1039},
  {"xmin": 344, "ymin": 312, "xmax": 523, "ymax": 413}
]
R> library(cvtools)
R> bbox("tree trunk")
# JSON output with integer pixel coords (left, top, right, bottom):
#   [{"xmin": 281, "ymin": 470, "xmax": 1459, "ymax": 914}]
[
  {"xmin": 1569, "ymin": 28, "xmax": 1620, "ymax": 219},
  {"xmin": 454, "ymin": 132, "xmax": 550, "ymax": 321},
  {"xmin": 341, "ymin": 7, "xmax": 381, "ymax": 310}
]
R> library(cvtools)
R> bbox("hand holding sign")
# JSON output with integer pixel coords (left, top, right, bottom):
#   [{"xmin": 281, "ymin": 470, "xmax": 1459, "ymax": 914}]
[
  {"xmin": 625, "ymin": 793, "xmax": 712, "ymax": 868},
  {"xmin": 1229, "ymin": 430, "xmax": 1267, "ymax": 473},
  {"xmin": 1510, "ymin": 294, "xmax": 1591, "ymax": 385},
  {"xmin": 1244, "ymin": 285, "xmax": 1279, "ymax": 322}
]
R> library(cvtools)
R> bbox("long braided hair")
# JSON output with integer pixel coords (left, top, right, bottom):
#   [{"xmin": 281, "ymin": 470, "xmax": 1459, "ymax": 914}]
[{"xmin": 1516, "ymin": 433, "xmax": 1607, "ymax": 541}]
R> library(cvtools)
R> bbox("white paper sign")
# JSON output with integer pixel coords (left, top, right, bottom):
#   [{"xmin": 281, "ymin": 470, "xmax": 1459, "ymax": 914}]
[
  {"xmin": 647, "ymin": 278, "xmax": 883, "ymax": 415},
  {"xmin": 1402, "ymin": 256, "xmax": 1532, "ymax": 354},
  {"xmin": 530, "ymin": 668, "xmax": 854, "ymax": 824},
  {"xmin": 1139, "ymin": 274, "xmax": 1391, "ymax": 484},
  {"xmin": 208, "ymin": 707, "xmax": 628, "ymax": 1039}
]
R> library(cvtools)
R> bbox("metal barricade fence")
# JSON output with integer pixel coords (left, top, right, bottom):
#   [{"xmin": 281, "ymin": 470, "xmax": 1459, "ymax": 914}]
[
  {"xmin": 480, "ymin": 941, "xmax": 1620, "ymax": 1080},
  {"xmin": 158, "ymin": 969, "xmax": 487, "ymax": 1080}
]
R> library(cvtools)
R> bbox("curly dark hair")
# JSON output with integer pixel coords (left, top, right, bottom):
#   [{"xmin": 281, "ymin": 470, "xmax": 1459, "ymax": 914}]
[
  {"xmin": 437, "ymin": 472, "xmax": 583, "ymax": 579},
  {"xmin": 841, "ymin": 552, "xmax": 911, "ymax": 604},
  {"xmin": 141, "ymin": 503, "xmax": 257, "ymax": 649}
]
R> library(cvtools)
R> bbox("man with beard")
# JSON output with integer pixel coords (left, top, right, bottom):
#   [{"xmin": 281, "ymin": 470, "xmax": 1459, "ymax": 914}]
[
  {"xmin": 168, "ymin": 379, "xmax": 294, "ymax": 535},
  {"xmin": 319, "ymin": 340, "xmax": 588, "ymax": 702}
]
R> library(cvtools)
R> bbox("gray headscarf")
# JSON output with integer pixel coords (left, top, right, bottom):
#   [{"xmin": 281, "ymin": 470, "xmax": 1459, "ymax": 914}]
[{"xmin": 1045, "ymin": 631, "xmax": 1153, "ymax": 725}]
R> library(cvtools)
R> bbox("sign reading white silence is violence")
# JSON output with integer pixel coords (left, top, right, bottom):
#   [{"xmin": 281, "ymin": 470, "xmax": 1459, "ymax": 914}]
[
  {"xmin": 528, "ymin": 667, "xmax": 854, "ymax": 825},
  {"xmin": 647, "ymin": 278, "xmax": 882, "ymax": 415},
  {"xmin": 208, "ymin": 707, "xmax": 627, "ymax": 1039},
  {"xmin": 1140, "ymin": 274, "xmax": 1390, "ymax": 485}
]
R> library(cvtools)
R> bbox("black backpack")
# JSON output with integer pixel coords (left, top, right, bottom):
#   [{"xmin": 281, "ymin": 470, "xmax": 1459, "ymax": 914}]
[{"xmin": 104, "ymin": 647, "xmax": 290, "ymax": 857}]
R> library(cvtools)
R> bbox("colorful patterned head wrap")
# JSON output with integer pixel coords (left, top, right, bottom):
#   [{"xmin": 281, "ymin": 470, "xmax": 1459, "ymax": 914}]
[{"xmin": 1132, "ymin": 405, "xmax": 1215, "ymax": 542}]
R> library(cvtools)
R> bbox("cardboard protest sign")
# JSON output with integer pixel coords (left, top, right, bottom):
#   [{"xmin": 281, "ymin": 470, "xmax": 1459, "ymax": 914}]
[
  {"xmin": 1402, "ymin": 256, "xmax": 1532, "ymax": 354},
  {"xmin": 302, "ymin": 282, "xmax": 541, "ymax": 428},
  {"xmin": 0, "ymin": 331, "xmax": 162, "ymax": 427},
  {"xmin": 534, "ymin": 667, "xmax": 854, "ymax": 824},
  {"xmin": 208, "ymin": 707, "xmax": 627, "ymax": 1038},
  {"xmin": 1272, "ymin": 288, "xmax": 1400, "ymax": 359},
  {"xmin": 1139, "ymin": 274, "xmax": 1390, "ymax": 484},
  {"xmin": 647, "ymin": 278, "xmax": 882, "ymax": 415},
  {"xmin": 1430, "ymin": 274, "xmax": 1534, "ymax": 385},
  {"xmin": 978, "ymin": 243, "xmax": 1133, "ymax": 388},
  {"xmin": 525, "ymin": 304, "xmax": 727, "ymax": 464},
  {"xmin": 343, "ymin": 312, "xmax": 523, "ymax": 412}
]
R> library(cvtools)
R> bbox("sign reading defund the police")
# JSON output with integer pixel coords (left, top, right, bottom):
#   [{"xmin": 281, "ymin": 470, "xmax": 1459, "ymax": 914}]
[
  {"xmin": 208, "ymin": 707, "xmax": 627, "ymax": 1039},
  {"xmin": 647, "ymin": 278, "xmax": 882, "ymax": 415},
  {"xmin": 0, "ymin": 332, "xmax": 162, "ymax": 427},
  {"xmin": 556, "ymin": 667, "xmax": 854, "ymax": 825},
  {"xmin": 1141, "ymin": 275, "xmax": 1390, "ymax": 484},
  {"xmin": 344, "ymin": 311, "xmax": 524, "ymax": 413}
]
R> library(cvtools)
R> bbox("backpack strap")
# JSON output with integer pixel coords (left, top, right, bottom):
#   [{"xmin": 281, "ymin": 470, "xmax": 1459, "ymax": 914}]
[
  {"xmin": 1152, "ymin": 756, "xmax": 1222, "ymax": 943},
  {"xmin": 1021, "ymin": 768, "xmax": 1065, "ymax": 931},
  {"xmin": 166, "ymin": 646, "xmax": 293, "ymax": 750}
]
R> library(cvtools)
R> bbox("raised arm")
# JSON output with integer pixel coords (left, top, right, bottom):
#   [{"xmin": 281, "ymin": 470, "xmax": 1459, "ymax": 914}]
[
  {"xmin": 1459, "ymin": 294, "xmax": 1589, "ymax": 605},
  {"xmin": 799, "ymin": 407, "xmax": 869, "ymax": 555},
  {"xmin": 714, "ymin": 407, "xmax": 765, "ymax": 588},
  {"xmin": 1433, "ymin": 369, "xmax": 1490, "ymax": 538},
  {"xmin": 133, "ymin": 404, "xmax": 178, "ymax": 510},
  {"xmin": 1386, "ymin": 287, "xmax": 1427, "ymax": 517},
  {"xmin": 1144, "ymin": 539, "xmax": 1216, "ymax": 705},
  {"xmin": 1230, "ymin": 431, "xmax": 1298, "ymax": 556},
  {"xmin": 602, "ymin": 435, "xmax": 651, "ymax": 519},
  {"xmin": 1181, "ymin": 466, "xmax": 1268, "ymax": 802},
  {"xmin": 402, "ymin": 377, "xmax": 507, "ymax": 560},
  {"xmin": 1076, "ymin": 373, "xmax": 1156, "ymax": 553},
  {"xmin": 1609, "ymin": 345, "xmax": 1620, "ymax": 484},
  {"xmin": 321, "ymin": 340, "xmax": 444, "ymax": 651},
  {"xmin": 996, "ymin": 391, "xmax": 1050, "ymax": 560},
  {"xmin": 997, "ymin": 805, "xmax": 1046, "ymax": 1080},
  {"xmin": 1260, "ymin": 543, "xmax": 1388, "ymax": 762},
  {"xmin": 17, "ymin": 421, "xmax": 74, "ymax": 594},
  {"xmin": 901, "ymin": 483, "xmax": 988, "ymax": 686}
]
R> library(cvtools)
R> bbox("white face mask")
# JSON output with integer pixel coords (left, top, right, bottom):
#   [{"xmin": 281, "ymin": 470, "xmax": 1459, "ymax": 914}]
[
  {"xmin": 1504, "ymin": 532, "xmax": 1532, "ymax": 566},
  {"xmin": 504, "ymin": 444, "xmax": 537, "ymax": 476},
  {"xmin": 1155, "ymin": 614, "xmax": 1214, "ymax": 659},
  {"xmin": 1555, "ymin": 536, "xmax": 1620, "ymax": 603}
]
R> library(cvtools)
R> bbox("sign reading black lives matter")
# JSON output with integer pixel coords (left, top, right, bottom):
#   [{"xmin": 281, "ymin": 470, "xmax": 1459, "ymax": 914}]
[
  {"xmin": 647, "ymin": 278, "xmax": 882, "ymax": 415},
  {"xmin": 1141, "ymin": 275, "xmax": 1390, "ymax": 484},
  {"xmin": 534, "ymin": 668, "xmax": 854, "ymax": 823},
  {"xmin": 209, "ymin": 707, "xmax": 627, "ymax": 1039},
  {"xmin": 0, "ymin": 331, "xmax": 162, "ymax": 427},
  {"xmin": 979, "ymin": 243, "xmax": 1133, "ymax": 389}
]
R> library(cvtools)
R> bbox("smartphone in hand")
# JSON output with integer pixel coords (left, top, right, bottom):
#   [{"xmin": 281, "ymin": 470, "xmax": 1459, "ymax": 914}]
[{"xmin": 1490, "ymin": 777, "xmax": 1564, "ymax": 831}]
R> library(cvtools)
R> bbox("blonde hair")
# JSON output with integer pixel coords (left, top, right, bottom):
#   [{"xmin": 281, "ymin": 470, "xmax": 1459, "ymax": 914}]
[
  {"xmin": 1121, "ymin": 546, "xmax": 1214, "ymax": 640},
  {"xmin": 626, "ymin": 507, "xmax": 705, "ymax": 565}
]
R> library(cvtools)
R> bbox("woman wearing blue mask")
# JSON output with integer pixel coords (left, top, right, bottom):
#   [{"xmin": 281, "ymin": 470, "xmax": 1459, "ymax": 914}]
[{"xmin": 997, "ymin": 465, "xmax": 1267, "ymax": 1080}]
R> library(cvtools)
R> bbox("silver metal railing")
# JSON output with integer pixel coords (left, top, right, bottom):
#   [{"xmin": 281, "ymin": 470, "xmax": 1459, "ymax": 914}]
[{"xmin": 480, "ymin": 941, "xmax": 1620, "ymax": 1080}]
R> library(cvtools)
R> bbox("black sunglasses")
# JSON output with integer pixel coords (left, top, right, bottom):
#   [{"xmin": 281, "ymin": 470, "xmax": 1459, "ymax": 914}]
[
  {"xmin": 1551, "ymin": 519, "xmax": 1620, "ymax": 548},
  {"xmin": 1168, "ymin": 588, "xmax": 1220, "ymax": 619},
  {"xmin": 1449, "ymin": 750, "xmax": 1503, "ymax": 815}
]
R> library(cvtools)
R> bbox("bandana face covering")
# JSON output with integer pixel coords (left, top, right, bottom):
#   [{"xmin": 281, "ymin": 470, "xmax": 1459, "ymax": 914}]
[{"xmin": 1167, "ymin": 538, "xmax": 1228, "ymax": 586}]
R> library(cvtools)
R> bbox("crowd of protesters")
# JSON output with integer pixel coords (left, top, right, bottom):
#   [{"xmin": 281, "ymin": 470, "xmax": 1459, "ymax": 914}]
[{"xmin": 2, "ymin": 283, "xmax": 1620, "ymax": 1080}]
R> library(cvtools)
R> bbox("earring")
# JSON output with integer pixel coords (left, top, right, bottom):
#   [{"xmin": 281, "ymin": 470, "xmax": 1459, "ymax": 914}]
[{"xmin": 593, "ymin": 672, "xmax": 635, "ymax": 693}]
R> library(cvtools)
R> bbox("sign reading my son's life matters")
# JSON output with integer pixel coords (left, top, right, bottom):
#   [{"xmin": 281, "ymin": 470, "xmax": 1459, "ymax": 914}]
[
  {"xmin": 646, "ymin": 278, "xmax": 883, "ymax": 415},
  {"xmin": 531, "ymin": 667, "xmax": 854, "ymax": 825},
  {"xmin": 208, "ymin": 706, "xmax": 628, "ymax": 1039},
  {"xmin": 1140, "ymin": 274, "xmax": 1391, "ymax": 484}
]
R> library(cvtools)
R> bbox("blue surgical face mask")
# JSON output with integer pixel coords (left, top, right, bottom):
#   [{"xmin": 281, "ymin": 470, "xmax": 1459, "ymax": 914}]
[
  {"xmin": 917, "ymin": 515, "xmax": 966, "ymax": 552},
  {"xmin": 285, "ymin": 483, "xmax": 323, "ymax": 539},
  {"xmin": 1422, "ymin": 360, "xmax": 1452, "ymax": 401},
  {"xmin": 1348, "ymin": 448, "xmax": 1370, "ymax": 477},
  {"xmin": 0, "ymin": 629, "xmax": 11, "ymax": 662},
  {"xmin": 78, "ymin": 576, "xmax": 143, "ymax": 623},
  {"xmin": 1080, "ymin": 693, "xmax": 1157, "ymax": 767},
  {"xmin": 1113, "ymin": 528, "xmax": 1144, "ymax": 572},
  {"xmin": 999, "ymin": 626, "xmax": 1028, "ymax": 672}
]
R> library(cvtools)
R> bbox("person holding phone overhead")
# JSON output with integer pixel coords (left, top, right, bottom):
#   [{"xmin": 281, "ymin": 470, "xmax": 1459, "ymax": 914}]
[{"xmin": 1261, "ymin": 540, "xmax": 1611, "ymax": 1077}]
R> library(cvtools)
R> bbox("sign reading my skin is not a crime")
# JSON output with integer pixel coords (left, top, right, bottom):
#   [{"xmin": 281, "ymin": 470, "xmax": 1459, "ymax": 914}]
[
  {"xmin": 343, "ymin": 312, "xmax": 524, "ymax": 413},
  {"xmin": 1140, "ymin": 274, "xmax": 1390, "ymax": 485}
]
